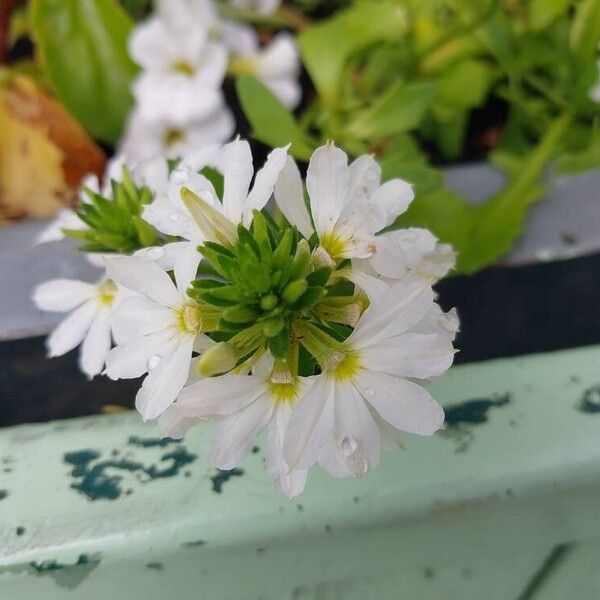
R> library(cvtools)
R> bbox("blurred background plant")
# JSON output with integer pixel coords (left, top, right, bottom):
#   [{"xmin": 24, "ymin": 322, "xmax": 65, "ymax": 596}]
[{"xmin": 1, "ymin": 0, "xmax": 599, "ymax": 274}]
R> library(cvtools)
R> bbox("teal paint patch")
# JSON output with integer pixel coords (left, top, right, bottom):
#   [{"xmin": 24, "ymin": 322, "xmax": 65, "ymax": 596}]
[
  {"xmin": 64, "ymin": 445, "xmax": 197, "ymax": 501},
  {"xmin": 210, "ymin": 468, "xmax": 244, "ymax": 493},
  {"xmin": 128, "ymin": 436, "xmax": 180, "ymax": 448},
  {"xmin": 441, "ymin": 394, "xmax": 510, "ymax": 453},
  {"xmin": 0, "ymin": 489, "xmax": 7, "ymax": 500},
  {"xmin": 145, "ymin": 562, "xmax": 164, "ymax": 570},
  {"xmin": 578, "ymin": 386, "xmax": 600, "ymax": 414},
  {"xmin": 182, "ymin": 540, "xmax": 207, "ymax": 548},
  {"xmin": 0, "ymin": 554, "xmax": 100, "ymax": 590}
]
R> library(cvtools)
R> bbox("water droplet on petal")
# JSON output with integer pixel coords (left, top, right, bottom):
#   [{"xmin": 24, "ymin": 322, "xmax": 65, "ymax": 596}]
[
  {"xmin": 171, "ymin": 169, "xmax": 188, "ymax": 185},
  {"xmin": 364, "ymin": 387, "xmax": 374, "ymax": 398},
  {"xmin": 366, "ymin": 168, "xmax": 379, "ymax": 181},
  {"xmin": 351, "ymin": 456, "xmax": 369, "ymax": 479},
  {"xmin": 341, "ymin": 436, "xmax": 358, "ymax": 456},
  {"xmin": 169, "ymin": 212, "xmax": 181, "ymax": 222},
  {"xmin": 147, "ymin": 355, "xmax": 161, "ymax": 371}
]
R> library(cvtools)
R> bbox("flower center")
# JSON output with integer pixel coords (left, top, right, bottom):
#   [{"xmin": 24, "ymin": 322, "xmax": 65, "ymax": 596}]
[
  {"xmin": 319, "ymin": 232, "xmax": 347, "ymax": 261},
  {"xmin": 268, "ymin": 380, "xmax": 299, "ymax": 405},
  {"xmin": 331, "ymin": 351, "xmax": 361, "ymax": 381},
  {"xmin": 97, "ymin": 279, "xmax": 117, "ymax": 306},
  {"xmin": 163, "ymin": 128, "xmax": 185, "ymax": 148},
  {"xmin": 177, "ymin": 304, "xmax": 202, "ymax": 333},
  {"xmin": 172, "ymin": 60, "xmax": 196, "ymax": 76}
]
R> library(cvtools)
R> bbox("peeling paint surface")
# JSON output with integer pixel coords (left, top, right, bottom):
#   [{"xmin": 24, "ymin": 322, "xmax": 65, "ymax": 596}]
[{"xmin": 2, "ymin": 346, "xmax": 600, "ymax": 599}]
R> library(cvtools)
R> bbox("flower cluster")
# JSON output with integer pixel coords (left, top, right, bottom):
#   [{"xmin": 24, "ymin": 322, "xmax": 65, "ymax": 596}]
[
  {"xmin": 34, "ymin": 139, "xmax": 457, "ymax": 497},
  {"xmin": 121, "ymin": 0, "xmax": 299, "ymax": 163}
]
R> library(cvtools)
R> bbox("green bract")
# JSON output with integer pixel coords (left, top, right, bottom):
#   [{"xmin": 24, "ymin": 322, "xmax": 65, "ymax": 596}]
[
  {"xmin": 188, "ymin": 210, "xmax": 360, "ymax": 375},
  {"xmin": 63, "ymin": 167, "xmax": 161, "ymax": 253}
]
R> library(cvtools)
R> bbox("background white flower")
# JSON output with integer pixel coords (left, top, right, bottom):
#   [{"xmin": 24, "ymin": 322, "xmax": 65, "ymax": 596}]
[{"xmin": 33, "ymin": 278, "xmax": 121, "ymax": 379}]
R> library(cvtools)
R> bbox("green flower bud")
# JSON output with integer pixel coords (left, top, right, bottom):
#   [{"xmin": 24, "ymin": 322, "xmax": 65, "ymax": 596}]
[
  {"xmin": 262, "ymin": 316, "xmax": 285, "ymax": 338},
  {"xmin": 260, "ymin": 293, "xmax": 279, "ymax": 311},
  {"xmin": 222, "ymin": 305, "xmax": 260, "ymax": 323},
  {"xmin": 281, "ymin": 279, "xmax": 308, "ymax": 305},
  {"xmin": 196, "ymin": 342, "xmax": 238, "ymax": 377}
]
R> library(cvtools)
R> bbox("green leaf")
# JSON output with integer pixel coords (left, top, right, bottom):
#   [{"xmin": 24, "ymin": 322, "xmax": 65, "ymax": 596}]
[
  {"xmin": 435, "ymin": 60, "xmax": 493, "ymax": 110},
  {"xmin": 267, "ymin": 324, "xmax": 290, "ymax": 358},
  {"xmin": 529, "ymin": 0, "xmax": 571, "ymax": 30},
  {"xmin": 569, "ymin": 0, "xmax": 600, "ymax": 66},
  {"xmin": 298, "ymin": 0, "xmax": 408, "ymax": 106},
  {"xmin": 348, "ymin": 80, "xmax": 437, "ymax": 141},
  {"xmin": 235, "ymin": 76, "xmax": 316, "ymax": 160},
  {"xmin": 30, "ymin": 0, "xmax": 138, "ymax": 143}
]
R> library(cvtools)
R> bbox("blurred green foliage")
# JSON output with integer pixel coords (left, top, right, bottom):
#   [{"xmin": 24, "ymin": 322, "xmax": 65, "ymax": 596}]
[{"xmin": 239, "ymin": 0, "xmax": 600, "ymax": 273}]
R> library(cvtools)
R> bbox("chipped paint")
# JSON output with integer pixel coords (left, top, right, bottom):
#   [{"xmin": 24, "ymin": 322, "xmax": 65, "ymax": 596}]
[
  {"xmin": 578, "ymin": 385, "xmax": 600, "ymax": 414},
  {"xmin": 441, "ymin": 394, "xmax": 510, "ymax": 453},
  {"xmin": 210, "ymin": 468, "xmax": 244, "ymax": 493},
  {"xmin": 0, "ymin": 554, "xmax": 100, "ymax": 590},
  {"xmin": 128, "ymin": 436, "xmax": 180, "ymax": 448},
  {"xmin": 64, "ymin": 445, "xmax": 197, "ymax": 501},
  {"xmin": 0, "ymin": 489, "xmax": 8, "ymax": 500},
  {"xmin": 182, "ymin": 540, "xmax": 207, "ymax": 548}
]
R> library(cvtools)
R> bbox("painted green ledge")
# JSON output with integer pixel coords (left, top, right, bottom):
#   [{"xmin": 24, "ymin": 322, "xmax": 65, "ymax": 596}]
[{"xmin": 1, "ymin": 345, "xmax": 600, "ymax": 599}]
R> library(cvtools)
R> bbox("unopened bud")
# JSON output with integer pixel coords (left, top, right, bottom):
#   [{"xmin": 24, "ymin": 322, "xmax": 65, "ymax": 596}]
[
  {"xmin": 262, "ymin": 316, "xmax": 285, "ymax": 338},
  {"xmin": 260, "ymin": 293, "xmax": 279, "ymax": 311},
  {"xmin": 222, "ymin": 305, "xmax": 259, "ymax": 323},
  {"xmin": 196, "ymin": 342, "xmax": 237, "ymax": 377},
  {"xmin": 281, "ymin": 279, "xmax": 308, "ymax": 305}
]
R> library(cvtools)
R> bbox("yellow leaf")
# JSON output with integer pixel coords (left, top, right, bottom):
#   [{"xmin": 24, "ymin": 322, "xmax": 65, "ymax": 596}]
[{"xmin": 0, "ymin": 75, "xmax": 105, "ymax": 222}]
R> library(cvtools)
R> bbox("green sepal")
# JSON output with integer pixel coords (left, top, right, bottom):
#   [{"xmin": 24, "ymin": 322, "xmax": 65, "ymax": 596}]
[
  {"xmin": 306, "ymin": 267, "xmax": 331, "ymax": 288},
  {"xmin": 290, "ymin": 286, "xmax": 326, "ymax": 310},
  {"xmin": 267, "ymin": 323, "xmax": 290, "ymax": 358},
  {"xmin": 222, "ymin": 305, "xmax": 260, "ymax": 323}
]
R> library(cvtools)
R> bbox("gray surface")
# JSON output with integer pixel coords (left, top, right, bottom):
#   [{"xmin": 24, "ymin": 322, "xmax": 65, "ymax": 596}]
[
  {"xmin": 0, "ymin": 219, "xmax": 101, "ymax": 341},
  {"xmin": 1, "ymin": 164, "xmax": 599, "ymax": 341},
  {"xmin": 444, "ymin": 164, "xmax": 600, "ymax": 265}
]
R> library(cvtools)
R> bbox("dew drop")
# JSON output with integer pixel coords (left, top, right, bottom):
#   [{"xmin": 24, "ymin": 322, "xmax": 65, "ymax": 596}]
[
  {"xmin": 341, "ymin": 436, "xmax": 357, "ymax": 457},
  {"xmin": 147, "ymin": 355, "xmax": 161, "ymax": 371},
  {"xmin": 351, "ymin": 456, "xmax": 369, "ymax": 479},
  {"xmin": 171, "ymin": 169, "xmax": 188, "ymax": 184},
  {"xmin": 169, "ymin": 212, "xmax": 181, "ymax": 222},
  {"xmin": 364, "ymin": 387, "xmax": 374, "ymax": 398}
]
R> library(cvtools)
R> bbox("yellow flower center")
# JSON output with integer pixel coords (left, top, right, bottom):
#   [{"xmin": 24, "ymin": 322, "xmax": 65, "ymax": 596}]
[
  {"xmin": 172, "ymin": 60, "xmax": 196, "ymax": 76},
  {"xmin": 331, "ymin": 351, "xmax": 361, "ymax": 381},
  {"xmin": 319, "ymin": 231, "xmax": 347, "ymax": 261},
  {"xmin": 177, "ymin": 304, "xmax": 202, "ymax": 333},
  {"xmin": 268, "ymin": 381, "xmax": 300, "ymax": 405},
  {"xmin": 97, "ymin": 280, "xmax": 117, "ymax": 306},
  {"xmin": 163, "ymin": 128, "xmax": 185, "ymax": 148}
]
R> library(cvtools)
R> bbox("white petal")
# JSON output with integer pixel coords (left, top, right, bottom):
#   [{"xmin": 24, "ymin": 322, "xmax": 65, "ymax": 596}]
[
  {"xmin": 344, "ymin": 265, "xmax": 389, "ymax": 301},
  {"xmin": 132, "ymin": 155, "xmax": 169, "ymax": 194},
  {"xmin": 412, "ymin": 304, "xmax": 459, "ymax": 340},
  {"xmin": 263, "ymin": 77, "xmax": 301, "ymax": 109},
  {"xmin": 306, "ymin": 144, "xmax": 349, "ymax": 237},
  {"xmin": 256, "ymin": 33, "xmax": 299, "ymax": 79},
  {"xmin": 173, "ymin": 245, "xmax": 201, "ymax": 293},
  {"xmin": 284, "ymin": 375, "xmax": 334, "ymax": 471},
  {"xmin": 136, "ymin": 336, "xmax": 195, "ymax": 420},
  {"xmin": 361, "ymin": 333, "xmax": 455, "ymax": 379},
  {"xmin": 274, "ymin": 468, "xmax": 307, "ymax": 498},
  {"xmin": 175, "ymin": 375, "xmax": 266, "ymax": 417},
  {"xmin": 274, "ymin": 156, "xmax": 313, "ymax": 238},
  {"xmin": 356, "ymin": 370, "xmax": 444, "ymax": 436},
  {"xmin": 350, "ymin": 278, "xmax": 434, "ymax": 347},
  {"xmin": 79, "ymin": 309, "xmax": 112, "ymax": 379},
  {"xmin": 105, "ymin": 256, "xmax": 182, "ymax": 307},
  {"xmin": 158, "ymin": 408, "xmax": 203, "ymax": 439},
  {"xmin": 46, "ymin": 301, "xmax": 98, "ymax": 357},
  {"xmin": 370, "ymin": 228, "xmax": 437, "ymax": 279},
  {"xmin": 369, "ymin": 179, "xmax": 414, "ymax": 229},
  {"xmin": 33, "ymin": 279, "xmax": 95, "ymax": 312},
  {"xmin": 111, "ymin": 296, "xmax": 173, "ymax": 341},
  {"xmin": 220, "ymin": 21, "xmax": 258, "ymax": 56},
  {"xmin": 104, "ymin": 329, "xmax": 176, "ymax": 380},
  {"xmin": 36, "ymin": 210, "xmax": 84, "ymax": 244},
  {"xmin": 243, "ymin": 144, "xmax": 290, "ymax": 225},
  {"xmin": 347, "ymin": 154, "xmax": 381, "ymax": 206},
  {"xmin": 222, "ymin": 138, "xmax": 254, "ymax": 224},
  {"xmin": 319, "ymin": 381, "xmax": 380, "ymax": 478},
  {"xmin": 210, "ymin": 392, "xmax": 274, "ymax": 470}
]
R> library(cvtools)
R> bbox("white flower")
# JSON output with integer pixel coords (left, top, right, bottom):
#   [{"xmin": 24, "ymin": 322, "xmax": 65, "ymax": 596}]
[
  {"xmin": 33, "ymin": 278, "xmax": 120, "ymax": 379},
  {"xmin": 104, "ymin": 256, "xmax": 210, "ymax": 420},
  {"xmin": 145, "ymin": 138, "xmax": 288, "ymax": 249},
  {"xmin": 129, "ymin": 5, "xmax": 228, "ymax": 124},
  {"xmin": 274, "ymin": 145, "xmax": 455, "ymax": 290},
  {"xmin": 119, "ymin": 106, "xmax": 234, "ymax": 163},
  {"xmin": 284, "ymin": 277, "xmax": 454, "ymax": 478},
  {"xmin": 227, "ymin": 0, "xmax": 281, "ymax": 15},
  {"xmin": 160, "ymin": 356, "xmax": 310, "ymax": 498},
  {"xmin": 226, "ymin": 27, "xmax": 301, "ymax": 108}
]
